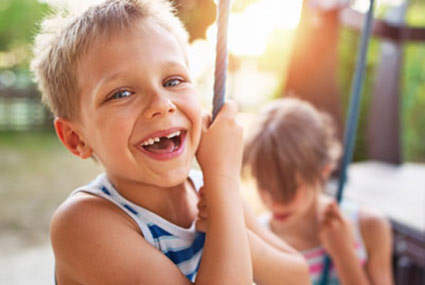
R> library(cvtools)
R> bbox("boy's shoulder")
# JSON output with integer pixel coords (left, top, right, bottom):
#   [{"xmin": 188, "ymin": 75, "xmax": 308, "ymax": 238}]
[
  {"xmin": 52, "ymin": 191, "xmax": 139, "ymax": 233},
  {"xmin": 50, "ymin": 193, "xmax": 141, "ymax": 282},
  {"xmin": 50, "ymin": 192, "xmax": 142, "ymax": 252},
  {"xmin": 50, "ymin": 192, "xmax": 193, "ymax": 284}
]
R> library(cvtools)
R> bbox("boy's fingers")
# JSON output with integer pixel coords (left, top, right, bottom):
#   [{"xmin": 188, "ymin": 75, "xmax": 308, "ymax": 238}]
[
  {"xmin": 195, "ymin": 218, "xmax": 207, "ymax": 232},
  {"xmin": 202, "ymin": 113, "xmax": 211, "ymax": 131},
  {"xmin": 198, "ymin": 187, "xmax": 204, "ymax": 196},
  {"xmin": 214, "ymin": 100, "xmax": 239, "ymax": 119},
  {"xmin": 198, "ymin": 209, "xmax": 207, "ymax": 219},
  {"xmin": 197, "ymin": 199, "xmax": 206, "ymax": 209},
  {"xmin": 223, "ymin": 100, "xmax": 239, "ymax": 114}
]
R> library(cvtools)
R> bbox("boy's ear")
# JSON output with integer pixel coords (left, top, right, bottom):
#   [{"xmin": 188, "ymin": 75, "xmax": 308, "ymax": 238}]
[{"xmin": 54, "ymin": 118, "xmax": 93, "ymax": 159}]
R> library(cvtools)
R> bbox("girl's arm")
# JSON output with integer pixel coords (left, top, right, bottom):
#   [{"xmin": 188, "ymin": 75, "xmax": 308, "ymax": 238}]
[
  {"xmin": 195, "ymin": 101, "xmax": 252, "ymax": 284},
  {"xmin": 319, "ymin": 202, "xmax": 370, "ymax": 285},
  {"xmin": 359, "ymin": 208, "xmax": 394, "ymax": 285}
]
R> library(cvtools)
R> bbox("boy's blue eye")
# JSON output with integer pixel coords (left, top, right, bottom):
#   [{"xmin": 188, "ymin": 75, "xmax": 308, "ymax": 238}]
[
  {"xmin": 164, "ymin": 78, "xmax": 182, "ymax": 87},
  {"xmin": 111, "ymin": 90, "xmax": 132, "ymax": 99}
]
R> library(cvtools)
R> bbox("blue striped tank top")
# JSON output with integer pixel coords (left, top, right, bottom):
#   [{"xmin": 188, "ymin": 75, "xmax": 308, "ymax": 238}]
[{"xmin": 71, "ymin": 170, "xmax": 205, "ymax": 282}]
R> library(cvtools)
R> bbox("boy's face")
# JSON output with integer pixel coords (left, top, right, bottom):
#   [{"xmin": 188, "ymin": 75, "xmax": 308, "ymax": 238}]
[{"xmin": 72, "ymin": 23, "xmax": 202, "ymax": 188}]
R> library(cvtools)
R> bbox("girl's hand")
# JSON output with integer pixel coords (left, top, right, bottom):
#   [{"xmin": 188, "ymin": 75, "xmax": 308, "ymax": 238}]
[
  {"xmin": 196, "ymin": 101, "xmax": 243, "ymax": 180},
  {"xmin": 319, "ymin": 201, "xmax": 357, "ymax": 258}
]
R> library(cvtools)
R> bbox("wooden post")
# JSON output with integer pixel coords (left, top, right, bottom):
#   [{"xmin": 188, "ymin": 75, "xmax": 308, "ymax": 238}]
[
  {"xmin": 284, "ymin": 2, "xmax": 344, "ymax": 140},
  {"xmin": 367, "ymin": 2, "xmax": 409, "ymax": 164}
]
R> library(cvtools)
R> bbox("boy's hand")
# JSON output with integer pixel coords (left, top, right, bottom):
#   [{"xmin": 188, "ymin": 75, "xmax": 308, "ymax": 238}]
[
  {"xmin": 318, "ymin": 201, "xmax": 357, "ymax": 258},
  {"xmin": 196, "ymin": 101, "xmax": 243, "ymax": 180},
  {"xmin": 195, "ymin": 187, "xmax": 208, "ymax": 232}
]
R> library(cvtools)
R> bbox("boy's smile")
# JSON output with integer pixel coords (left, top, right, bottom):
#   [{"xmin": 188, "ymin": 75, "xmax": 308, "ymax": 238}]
[
  {"xmin": 137, "ymin": 128, "xmax": 186, "ymax": 161},
  {"xmin": 72, "ymin": 22, "xmax": 202, "ymax": 192}
]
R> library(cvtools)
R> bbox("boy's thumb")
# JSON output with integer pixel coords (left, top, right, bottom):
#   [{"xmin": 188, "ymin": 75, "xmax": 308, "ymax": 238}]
[{"xmin": 202, "ymin": 113, "xmax": 211, "ymax": 130}]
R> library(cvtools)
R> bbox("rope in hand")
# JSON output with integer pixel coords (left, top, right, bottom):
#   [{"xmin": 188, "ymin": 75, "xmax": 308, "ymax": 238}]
[
  {"xmin": 212, "ymin": 0, "xmax": 231, "ymax": 121},
  {"xmin": 319, "ymin": 0, "xmax": 375, "ymax": 284}
]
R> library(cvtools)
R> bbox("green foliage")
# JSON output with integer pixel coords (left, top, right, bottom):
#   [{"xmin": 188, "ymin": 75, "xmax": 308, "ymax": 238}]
[
  {"xmin": 338, "ymin": 28, "xmax": 381, "ymax": 162},
  {"xmin": 0, "ymin": 0, "xmax": 48, "ymax": 91},
  {"xmin": 0, "ymin": 0, "xmax": 48, "ymax": 52},
  {"xmin": 339, "ymin": 26, "xmax": 425, "ymax": 163},
  {"xmin": 406, "ymin": 1, "xmax": 425, "ymax": 26},
  {"xmin": 402, "ymin": 43, "xmax": 425, "ymax": 162}
]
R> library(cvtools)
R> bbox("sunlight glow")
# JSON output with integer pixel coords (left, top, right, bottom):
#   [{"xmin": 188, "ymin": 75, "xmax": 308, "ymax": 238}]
[
  {"xmin": 352, "ymin": 0, "xmax": 406, "ymax": 12},
  {"xmin": 208, "ymin": 0, "xmax": 303, "ymax": 57}
]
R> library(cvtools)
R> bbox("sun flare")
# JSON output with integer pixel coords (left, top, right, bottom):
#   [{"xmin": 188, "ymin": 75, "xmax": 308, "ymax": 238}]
[{"xmin": 208, "ymin": 0, "xmax": 303, "ymax": 57}]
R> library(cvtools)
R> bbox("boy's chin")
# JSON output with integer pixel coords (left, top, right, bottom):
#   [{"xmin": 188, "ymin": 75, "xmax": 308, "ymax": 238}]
[{"xmin": 150, "ymin": 168, "xmax": 191, "ymax": 188}]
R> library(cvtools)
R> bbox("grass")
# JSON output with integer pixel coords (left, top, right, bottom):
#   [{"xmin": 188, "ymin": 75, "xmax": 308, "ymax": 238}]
[{"xmin": 0, "ymin": 131, "xmax": 102, "ymax": 253}]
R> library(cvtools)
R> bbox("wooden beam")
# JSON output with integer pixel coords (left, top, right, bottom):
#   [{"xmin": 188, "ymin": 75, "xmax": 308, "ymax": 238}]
[{"xmin": 340, "ymin": 8, "xmax": 425, "ymax": 42}]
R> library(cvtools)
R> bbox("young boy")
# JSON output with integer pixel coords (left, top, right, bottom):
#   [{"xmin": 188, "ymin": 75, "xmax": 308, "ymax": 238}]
[{"xmin": 32, "ymin": 0, "xmax": 309, "ymax": 284}]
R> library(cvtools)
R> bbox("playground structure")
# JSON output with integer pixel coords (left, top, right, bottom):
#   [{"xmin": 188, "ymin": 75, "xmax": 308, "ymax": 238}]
[{"xmin": 284, "ymin": 1, "xmax": 425, "ymax": 284}]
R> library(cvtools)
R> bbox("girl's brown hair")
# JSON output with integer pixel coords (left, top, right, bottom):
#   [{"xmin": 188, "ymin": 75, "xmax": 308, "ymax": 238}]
[{"xmin": 243, "ymin": 97, "xmax": 341, "ymax": 203}]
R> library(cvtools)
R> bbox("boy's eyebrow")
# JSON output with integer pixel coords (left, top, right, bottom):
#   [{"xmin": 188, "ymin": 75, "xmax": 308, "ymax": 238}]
[
  {"xmin": 92, "ymin": 71, "xmax": 126, "ymax": 101},
  {"xmin": 99, "ymin": 71, "xmax": 128, "ymax": 86},
  {"xmin": 160, "ymin": 60, "xmax": 188, "ymax": 73},
  {"xmin": 92, "ymin": 71, "xmax": 128, "ymax": 98},
  {"xmin": 92, "ymin": 60, "xmax": 188, "ymax": 97},
  {"xmin": 98, "ymin": 60, "xmax": 186, "ymax": 85}
]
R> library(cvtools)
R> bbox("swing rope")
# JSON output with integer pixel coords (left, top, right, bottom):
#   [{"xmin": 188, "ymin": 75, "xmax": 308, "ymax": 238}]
[
  {"xmin": 319, "ymin": 0, "xmax": 375, "ymax": 284},
  {"xmin": 212, "ymin": 0, "xmax": 231, "ymax": 121}
]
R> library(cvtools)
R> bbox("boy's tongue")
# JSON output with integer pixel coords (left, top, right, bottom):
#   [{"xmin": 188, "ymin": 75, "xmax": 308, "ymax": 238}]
[{"xmin": 144, "ymin": 138, "xmax": 177, "ymax": 154}]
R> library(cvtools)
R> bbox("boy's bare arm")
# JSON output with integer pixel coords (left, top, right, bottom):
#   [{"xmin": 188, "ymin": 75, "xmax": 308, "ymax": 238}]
[
  {"xmin": 248, "ymin": 230, "xmax": 311, "ymax": 285},
  {"xmin": 195, "ymin": 101, "xmax": 252, "ymax": 284},
  {"xmin": 51, "ymin": 194, "xmax": 193, "ymax": 285},
  {"xmin": 242, "ymin": 201, "xmax": 311, "ymax": 285}
]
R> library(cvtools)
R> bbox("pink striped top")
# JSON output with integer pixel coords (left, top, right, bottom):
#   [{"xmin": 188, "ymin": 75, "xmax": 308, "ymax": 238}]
[{"xmin": 259, "ymin": 200, "xmax": 368, "ymax": 285}]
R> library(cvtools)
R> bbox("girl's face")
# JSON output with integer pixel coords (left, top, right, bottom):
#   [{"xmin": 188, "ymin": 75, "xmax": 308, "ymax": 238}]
[{"xmin": 259, "ymin": 179, "xmax": 319, "ymax": 226}]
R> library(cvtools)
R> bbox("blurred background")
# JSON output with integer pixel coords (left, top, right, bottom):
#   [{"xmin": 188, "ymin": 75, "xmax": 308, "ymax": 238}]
[{"xmin": 0, "ymin": 0, "xmax": 424, "ymax": 284}]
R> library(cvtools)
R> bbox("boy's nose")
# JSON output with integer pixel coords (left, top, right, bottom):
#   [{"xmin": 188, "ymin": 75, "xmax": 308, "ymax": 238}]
[{"xmin": 143, "ymin": 92, "xmax": 176, "ymax": 119}]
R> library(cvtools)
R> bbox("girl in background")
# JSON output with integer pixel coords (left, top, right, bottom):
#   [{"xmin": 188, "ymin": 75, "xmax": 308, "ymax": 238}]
[{"xmin": 243, "ymin": 97, "xmax": 393, "ymax": 285}]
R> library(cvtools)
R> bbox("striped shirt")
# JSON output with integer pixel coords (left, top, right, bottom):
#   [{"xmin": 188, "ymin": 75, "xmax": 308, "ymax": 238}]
[
  {"xmin": 71, "ymin": 170, "xmax": 205, "ymax": 282},
  {"xmin": 259, "ymin": 200, "xmax": 367, "ymax": 285}
]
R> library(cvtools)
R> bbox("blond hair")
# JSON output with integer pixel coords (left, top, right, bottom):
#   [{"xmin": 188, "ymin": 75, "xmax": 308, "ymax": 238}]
[
  {"xmin": 243, "ymin": 97, "xmax": 341, "ymax": 203},
  {"xmin": 31, "ymin": 0, "xmax": 189, "ymax": 120}
]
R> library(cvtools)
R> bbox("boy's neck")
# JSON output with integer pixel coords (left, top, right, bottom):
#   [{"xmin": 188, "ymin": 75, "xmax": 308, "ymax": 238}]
[{"xmin": 108, "ymin": 175, "xmax": 199, "ymax": 229}]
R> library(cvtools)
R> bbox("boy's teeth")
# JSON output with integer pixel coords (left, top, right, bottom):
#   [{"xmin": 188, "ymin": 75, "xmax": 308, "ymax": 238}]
[
  {"xmin": 141, "ymin": 130, "xmax": 181, "ymax": 146},
  {"xmin": 167, "ymin": 131, "xmax": 181, "ymax": 139}
]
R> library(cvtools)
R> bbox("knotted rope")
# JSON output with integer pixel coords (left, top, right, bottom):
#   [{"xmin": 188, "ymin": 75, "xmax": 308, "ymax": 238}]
[{"xmin": 212, "ymin": 0, "xmax": 231, "ymax": 121}]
